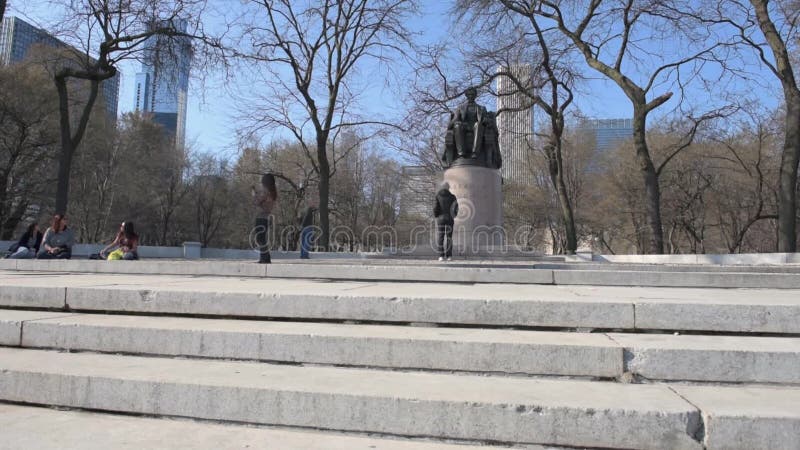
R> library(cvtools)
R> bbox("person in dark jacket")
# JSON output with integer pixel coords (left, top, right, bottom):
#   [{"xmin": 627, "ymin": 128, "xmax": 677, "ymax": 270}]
[
  {"xmin": 7, "ymin": 223, "xmax": 43, "ymax": 259},
  {"xmin": 433, "ymin": 181, "xmax": 458, "ymax": 261},
  {"xmin": 297, "ymin": 198, "xmax": 317, "ymax": 260},
  {"xmin": 252, "ymin": 174, "xmax": 278, "ymax": 264}
]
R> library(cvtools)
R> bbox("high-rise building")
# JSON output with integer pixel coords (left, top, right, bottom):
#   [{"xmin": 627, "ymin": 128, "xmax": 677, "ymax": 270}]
[
  {"xmin": 134, "ymin": 18, "xmax": 192, "ymax": 149},
  {"xmin": 496, "ymin": 64, "xmax": 535, "ymax": 187},
  {"xmin": 578, "ymin": 118, "xmax": 633, "ymax": 153},
  {"xmin": 0, "ymin": 16, "xmax": 120, "ymax": 119},
  {"xmin": 399, "ymin": 166, "xmax": 437, "ymax": 221}
]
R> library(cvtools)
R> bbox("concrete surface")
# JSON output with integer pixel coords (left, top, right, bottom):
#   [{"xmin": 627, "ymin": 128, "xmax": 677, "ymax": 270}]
[
  {"xmin": 674, "ymin": 385, "xmax": 800, "ymax": 450},
  {"xmin": 0, "ymin": 284, "xmax": 66, "ymax": 309},
  {"xmin": 13, "ymin": 309, "xmax": 799, "ymax": 383},
  {"xmin": 591, "ymin": 252, "xmax": 800, "ymax": 265},
  {"xmin": 4, "ymin": 258, "xmax": 800, "ymax": 288},
  {"xmin": 59, "ymin": 283, "xmax": 632, "ymax": 329},
  {"xmin": 0, "ymin": 347, "xmax": 702, "ymax": 449},
  {"xmin": 552, "ymin": 269, "xmax": 800, "ymax": 289},
  {"xmin": 634, "ymin": 296, "xmax": 800, "ymax": 333},
  {"xmin": 610, "ymin": 333, "xmax": 800, "ymax": 383},
  {"xmin": 0, "ymin": 404, "xmax": 500, "ymax": 450},
  {"xmin": 18, "ymin": 312, "xmax": 622, "ymax": 377},
  {"xmin": 3, "ymin": 271, "xmax": 800, "ymax": 333},
  {"xmin": 0, "ymin": 310, "xmax": 75, "ymax": 345}
]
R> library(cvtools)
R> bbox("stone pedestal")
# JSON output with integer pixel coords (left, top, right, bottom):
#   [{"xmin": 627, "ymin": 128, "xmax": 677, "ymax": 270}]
[{"xmin": 443, "ymin": 165, "xmax": 504, "ymax": 253}]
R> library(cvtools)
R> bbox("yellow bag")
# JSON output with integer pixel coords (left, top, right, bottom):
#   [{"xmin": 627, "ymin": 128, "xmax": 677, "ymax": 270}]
[{"xmin": 107, "ymin": 249, "xmax": 124, "ymax": 260}]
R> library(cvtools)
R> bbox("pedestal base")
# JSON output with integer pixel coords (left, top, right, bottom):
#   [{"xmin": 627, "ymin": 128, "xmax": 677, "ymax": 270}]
[{"xmin": 444, "ymin": 165, "xmax": 504, "ymax": 252}]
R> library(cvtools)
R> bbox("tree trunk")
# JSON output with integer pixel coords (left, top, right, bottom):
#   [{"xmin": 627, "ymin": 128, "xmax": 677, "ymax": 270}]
[
  {"xmin": 632, "ymin": 107, "xmax": 664, "ymax": 254},
  {"xmin": 778, "ymin": 94, "xmax": 800, "ymax": 252},
  {"xmin": 750, "ymin": 0, "xmax": 800, "ymax": 251},
  {"xmin": 317, "ymin": 136, "xmax": 331, "ymax": 251},
  {"xmin": 55, "ymin": 77, "xmax": 74, "ymax": 214},
  {"xmin": 54, "ymin": 75, "xmax": 101, "ymax": 214},
  {"xmin": 548, "ymin": 141, "xmax": 577, "ymax": 254}
]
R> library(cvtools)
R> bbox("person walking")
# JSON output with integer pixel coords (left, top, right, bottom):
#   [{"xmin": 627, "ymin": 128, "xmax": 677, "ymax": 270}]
[
  {"xmin": 7, "ymin": 223, "xmax": 43, "ymax": 259},
  {"xmin": 297, "ymin": 199, "xmax": 317, "ymax": 259},
  {"xmin": 433, "ymin": 181, "xmax": 458, "ymax": 261},
  {"xmin": 252, "ymin": 174, "xmax": 278, "ymax": 264}
]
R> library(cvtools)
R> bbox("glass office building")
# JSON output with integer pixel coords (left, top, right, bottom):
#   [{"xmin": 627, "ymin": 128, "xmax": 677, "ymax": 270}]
[
  {"xmin": 134, "ymin": 19, "xmax": 192, "ymax": 150},
  {"xmin": 578, "ymin": 118, "xmax": 633, "ymax": 153},
  {"xmin": 0, "ymin": 16, "xmax": 120, "ymax": 119}
]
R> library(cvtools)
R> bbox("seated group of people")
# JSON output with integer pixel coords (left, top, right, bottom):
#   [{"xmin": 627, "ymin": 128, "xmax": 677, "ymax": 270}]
[{"xmin": 6, "ymin": 214, "xmax": 139, "ymax": 261}]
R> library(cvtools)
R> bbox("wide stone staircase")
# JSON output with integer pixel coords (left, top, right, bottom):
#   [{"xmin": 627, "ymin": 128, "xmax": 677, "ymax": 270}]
[{"xmin": 0, "ymin": 262, "xmax": 799, "ymax": 449}]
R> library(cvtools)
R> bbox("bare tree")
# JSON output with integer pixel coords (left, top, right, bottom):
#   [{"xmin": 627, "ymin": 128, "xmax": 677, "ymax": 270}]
[
  {"xmin": 49, "ymin": 0, "xmax": 203, "ymax": 214},
  {"xmin": 0, "ymin": 61, "xmax": 58, "ymax": 238},
  {"xmin": 698, "ymin": 0, "xmax": 800, "ymax": 251},
  {"xmin": 235, "ymin": 0, "xmax": 416, "ymax": 250},
  {"xmin": 455, "ymin": 0, "xmax": 583, "ymax": 254},
  {"xmin": 490, "ymin": 0, "xmax": 732, "ymax": 253}
]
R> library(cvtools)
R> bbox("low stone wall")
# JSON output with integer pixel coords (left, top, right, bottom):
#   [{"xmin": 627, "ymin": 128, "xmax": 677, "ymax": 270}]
[
  {"xmin": 0, "ymin": 240, "xmax": 373, "ymax": 260},
  {"xmin": 589, "ymin": 252, "xmax": 800, "ymax": 265}
]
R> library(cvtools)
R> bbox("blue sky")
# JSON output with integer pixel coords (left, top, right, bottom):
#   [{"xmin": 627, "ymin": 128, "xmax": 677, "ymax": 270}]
[{"xmin": 10, "ymin": 0, "xmax": 780, "ymax": 156}]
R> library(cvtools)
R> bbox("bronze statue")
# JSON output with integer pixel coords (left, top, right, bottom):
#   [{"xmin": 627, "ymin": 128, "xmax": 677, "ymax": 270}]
[{"xmin": 442, "ymin": 87, "xmax": 502, "ymax": 170}]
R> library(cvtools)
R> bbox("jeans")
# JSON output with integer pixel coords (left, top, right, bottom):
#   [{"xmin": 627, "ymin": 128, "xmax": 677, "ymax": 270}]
[
  {"xmin": 300, "ymin": 226, "xmax": 313, "ymax": 259},
  {"xmin": 9, "ymin": 247, "xmax": 35, "ymax": 259},
  {"xmin": 437, "ymin": 222, "xmax": 453, "ymax": 258},
  {"xmin": 254, "ymin": 218, "xmax": 270, "ymax": 263},
  {"xmin": 37, "ymin": 248, "xmax": 72, "ymax": 259}
]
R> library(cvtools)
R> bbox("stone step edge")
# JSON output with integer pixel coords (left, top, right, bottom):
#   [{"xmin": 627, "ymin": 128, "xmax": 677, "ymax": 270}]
[
  {"xmin": 5, "ymin": 260, "xmax": 800, "ymax": 288},
  {"xmin": 4, "ymin": 283, "xmax": 800, "ymax": 334},
  {"xmin": 0, "ymin": 402, "xmax": 513, "ymax": 450},
  {"xmin": 0, "ymin": 347, "xmax": 706, "ymax": 450},
  {"xmin": 3, "ymin": 310, "xmax": 800, "ymax": 385}
]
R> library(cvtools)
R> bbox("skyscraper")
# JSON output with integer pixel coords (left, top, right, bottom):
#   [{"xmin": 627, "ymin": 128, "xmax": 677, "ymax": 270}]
[
  {"xmin": 578, "ymin": 118, "xmax": 633, "ymax": 153},
  {"xmin": 496, "ymin": 64, "xmax": 535, "ymax": 187},
  {"xmin": 399, "ymin": 166, "xmax": 437, "ymax": 221},
  {"xmin": 134, "ymin": 19, "xmax": 192, "ymax": 149},
  {"xmin": 0, "ymin": 16, "xmax": 120, "ymax": 119}
]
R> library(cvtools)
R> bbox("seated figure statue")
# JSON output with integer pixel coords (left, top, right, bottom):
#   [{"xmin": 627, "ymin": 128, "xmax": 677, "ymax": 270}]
[{"xmin": 442, "ymin": 87, "xmax": 502, "ymax": 170}]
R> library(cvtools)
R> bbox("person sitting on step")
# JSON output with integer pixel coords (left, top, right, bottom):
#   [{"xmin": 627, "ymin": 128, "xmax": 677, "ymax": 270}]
[
  {"xmin": 36, "ymin": 214, "xmax": 74, "ymax": 260},
  {"xmin": 7, "ymin": 222, "xmax": 43, "ymax": 259},
  {"xmin": 100, "ymin": 221, "xmax": 139, "ymax": 261}
]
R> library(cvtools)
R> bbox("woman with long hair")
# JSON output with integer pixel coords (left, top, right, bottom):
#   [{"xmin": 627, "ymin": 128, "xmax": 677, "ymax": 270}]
[
  {"xmin": 7, "ymin": 222, "xmax": 43, "ymax": 259},
  {"xmin": 101, "ymin": 221, "xmax": 140, "ymax": 260},
  {"xmin": 252, "ymin": 173, "xmax": 278, "ymax": 263},
  {"xmin": 37, "ymin": 214, "xmax": 74, "ymax": 259}
]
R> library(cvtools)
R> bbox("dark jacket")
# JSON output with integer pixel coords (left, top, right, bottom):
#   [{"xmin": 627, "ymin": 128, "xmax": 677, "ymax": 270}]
[
  {"xmin": 298, "ymin": 206, "xmax": 317, "ymax": 229},
  {"xmin": 434, "ymin": 189, "xmax": 458, "ymax": 223},
  {"xmin": 15, "ymin": 230, "xmax": 43, "ymax": 253}
]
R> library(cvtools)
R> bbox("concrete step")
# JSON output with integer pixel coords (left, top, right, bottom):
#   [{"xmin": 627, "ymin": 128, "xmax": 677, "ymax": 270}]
[
  {"xmin": 2, "ymin": 271, "xmax": 800, "ymax": 333},
  {"xmin": 609, "ymin": 333, "xmax": 800, "ymax": 384},
  {"xmin": 4, "ymin": 259, "xmax": 800, "ymax": 288},
  {"xmin": 9, "ymin": 311, "xmax": 622, "ymax": 378},
  {"xmin": 0, "ymin": 404, "xmax": 505, "ymax": 450},
  {"xmin": 4, "ymin": 310, "xmax": 800, "ymax": 384},
  {"xmin": 0, "ymin": 347, "xmax": 706, "ymax": 449}
]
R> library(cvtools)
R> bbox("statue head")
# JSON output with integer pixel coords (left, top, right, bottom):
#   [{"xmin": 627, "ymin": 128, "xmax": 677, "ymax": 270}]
[{"xmin": 464, "ymin": 87, "xmax": 477, "ymax": 102}]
